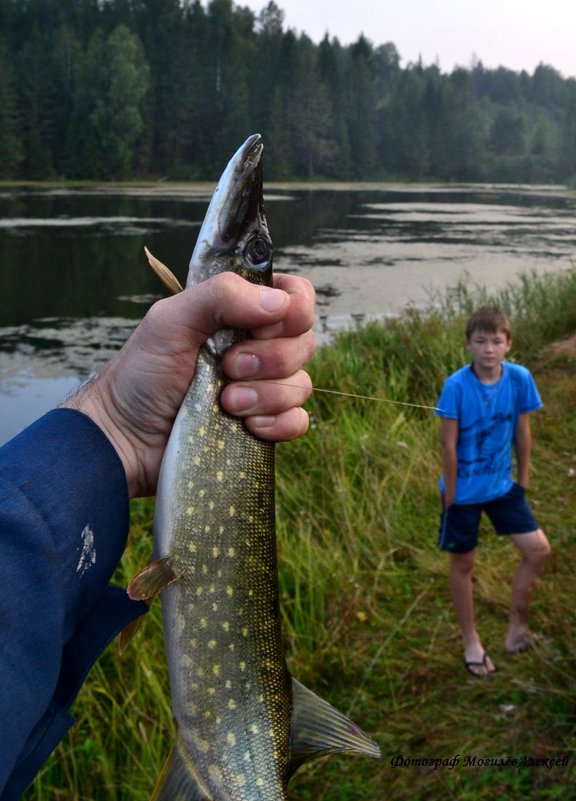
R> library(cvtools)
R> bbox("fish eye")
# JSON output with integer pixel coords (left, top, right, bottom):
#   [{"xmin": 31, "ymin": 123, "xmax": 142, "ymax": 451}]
[{"xmin": 244, "ymin": 236, "xmax": 272, "ymax": 270}]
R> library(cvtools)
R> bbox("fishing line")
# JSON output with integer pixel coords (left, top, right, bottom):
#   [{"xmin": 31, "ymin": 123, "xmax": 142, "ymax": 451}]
[{"xmin": 274, "ymin": 382, "xmax": 443, "ymax": 412}]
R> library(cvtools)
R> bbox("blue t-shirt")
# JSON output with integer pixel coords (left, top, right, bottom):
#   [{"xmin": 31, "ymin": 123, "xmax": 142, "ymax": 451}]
[{"xmin": 436, "ymin": 361, "xmax": 542, "ymax": 504}]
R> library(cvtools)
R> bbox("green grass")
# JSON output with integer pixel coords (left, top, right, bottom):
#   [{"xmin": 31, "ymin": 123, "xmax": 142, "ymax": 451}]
[{"xmin": 27, "ymin": 268, "xmax": 576, "ymax": 800}]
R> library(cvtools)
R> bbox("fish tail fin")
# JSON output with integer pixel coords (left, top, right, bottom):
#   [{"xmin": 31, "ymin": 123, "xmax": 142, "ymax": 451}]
[
  {"xmin": 289, "ymin": 678, "xmax": 381, "ymax": 777},
  {"xmin": 150, "ymin": 740, "xmax": 211, "ymax": 801}
]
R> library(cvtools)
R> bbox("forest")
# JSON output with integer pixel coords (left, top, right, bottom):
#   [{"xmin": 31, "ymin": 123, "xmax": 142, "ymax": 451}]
[{"xmin": 1, "ymin": 0, "xmax": 576, "ymax": 183}]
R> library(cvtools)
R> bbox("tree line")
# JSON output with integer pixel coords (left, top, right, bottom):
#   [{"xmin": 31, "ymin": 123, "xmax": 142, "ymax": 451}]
[{"xmin": 1, "ymin": 0, "xmax": 576, "ymax": 183}]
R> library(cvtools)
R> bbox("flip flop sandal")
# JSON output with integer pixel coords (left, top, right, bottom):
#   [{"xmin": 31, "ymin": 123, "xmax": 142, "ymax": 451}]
[{"xmin": 465, "ymin": 652, "xmax": 496, "ymax": 677}]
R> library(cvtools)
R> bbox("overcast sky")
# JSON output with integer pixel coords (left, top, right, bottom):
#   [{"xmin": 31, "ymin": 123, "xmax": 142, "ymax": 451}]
[{"xmin": 239, "ymin": 0, "xmax": 576, "ymax": 79}]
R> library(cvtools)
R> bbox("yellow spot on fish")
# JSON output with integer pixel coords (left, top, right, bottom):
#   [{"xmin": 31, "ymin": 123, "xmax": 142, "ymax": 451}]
[
  {"xmin": 196, "ymin": 587, "xmax": 204, "ymax": 597},
  {"xmin": 228, "ymin": 699, "xmax": 237, "ymax": 710},
  {"xmin": 256, "ymin": 778, "xmax": 265, "ymax": 787},
  {"xmin": 222, "ymin": 621, "xmax": 230, "ymax": 632},
  {"xmin": 200, "ymin": 618, "xmax": 207, "ymax": 628},
  {"xmin": 212, "ymin": 664, "xmax": 221, "ymax": 676},
  {"xmin": 212, "ymin": 602, "xmax": 219, "ymax": 612},
  {"xmin": 186, "ymin": 506, "xmax": 195, "ymax": 516},
  {"xmin": 204, "ymin": 710, "xmax": 212, "ymax": 719},
  {"xmin": 250, "ymin": 723, "xmax": 260, "ymax": 734},
  {"xmin": 193, "ymin": 456, "xmax": 201, "ymax": 466},
  {"xmin": 198, "ymin": 425, "xmax": 207, "ymax": 437},
  {"xmin": 227, "ymin": 547, "xmax": 236, "ymax": 557},
  {"xmin": 229, "ymin": 506, "xmax": 236, "ymax": 517},
  {"xmin": 209, "ymin": 765, "xmax": 223, "ymax": 783},
  {"xmin": 202, "ymin": 564, "xmax": 208, "ymax": 574},
  {"xmin": 188, "ymin": 542, "xmax": 197, "ymax": 553},
  {"xmin": 204, "ymin": 525, "xmax": 211, "ymax": 533},
  {"xmin": 225, "ymin": 679, "xmax": 232, "ymax": 689},
  {"xmin": 208, "ymin": 687, "xmax": 216, "ymax": 695},
  {"xmin": 239, "ymin": 661, "xmax": 246, "ymax": 672},
  {"xmin": 234, "ymin": 773, "xmax": 246, "ymax": 787},
  {"xmin": 242, "ymin": 627, "xmax": 249, "ymax": 638},
  {"xmin": 192, "ymin": 733, "xmax": 210, "ymax": 753},
  {"xmin": 239, "ymin": 471, "xmax": 246, "ymax": 479},
  {"xmin": 227, "ymin": 732, "xmax": 236, "ymax": 746},
  {"xmin": 229, "ymin": 643, "xmax": 235, "ymax": 651},
  {"xmin": 188, "ymin": 480, "xmax": 195, "ymax": 489},
  {"xmin": 212, "ymin": 546, "xmax": 220, "ymax": 558},
  {"xmin": 199, "ymin": 488, "xmax": 206, "ymax": 497},
  {"xmin": 208, "ymin": 640, "xmax": 217, "ymax": 650},
  {"xmin": 217, "ymin": 440, "xmax": 225, "ymax": 450},
  {"xmin": 226, "ymin": 586, "xmax": 234, "ymax": 596},
  {"xmin": 217, "ymin": 470, "xmax": 224, "ymax": 482},
  {"xmin": 209, "ymin": 500, "xmax": 215, "ymax": 510},
  {"xmin": 190, "ymin": 638, "xmax": 198, "ymax": 649}
]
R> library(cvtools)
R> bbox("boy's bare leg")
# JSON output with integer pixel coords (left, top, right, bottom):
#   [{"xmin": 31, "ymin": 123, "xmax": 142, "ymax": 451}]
[
  {"xmin": 506, "ymin": 528, "xmax": 551, "ymax": 652},
  {"xmin": 450, "ymin": 550, "xmax": 496, "ymax": 675}
]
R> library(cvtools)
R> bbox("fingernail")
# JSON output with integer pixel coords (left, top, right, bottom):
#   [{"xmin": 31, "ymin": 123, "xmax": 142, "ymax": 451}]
[
  {"xmin": 260, "ymin": 287, "xmax": 286, "ymax": 312},
  {"xmin": 251, "ymin": 415, "xmax": 276, "ymax": 428},
  {"xmin": 233, "ymin": 353, "xmax": 261, "ymax": 379},
  {"xmin": 227, "ymin": 386, "xmax": 258, "ymax": 411}
]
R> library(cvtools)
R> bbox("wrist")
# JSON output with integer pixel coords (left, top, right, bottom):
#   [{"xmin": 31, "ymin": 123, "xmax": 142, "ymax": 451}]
[{"xmin": 61, "ymin": 376, "xmax": 142, "ymax": 498}]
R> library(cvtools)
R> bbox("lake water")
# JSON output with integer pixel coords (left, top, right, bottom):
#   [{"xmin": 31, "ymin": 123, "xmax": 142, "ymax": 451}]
[{"xmin": 1, "ymin": 182, "xmax": 576, "ymax": 444}]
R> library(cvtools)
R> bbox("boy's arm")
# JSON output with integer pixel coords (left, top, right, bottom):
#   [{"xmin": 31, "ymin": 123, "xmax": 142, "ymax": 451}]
[
  {"xmin": 440, "ymin": 417, "xmax": 459, "ymax": 507},
  {"xmin": 515, "ymin": 412, "xmax": 532, "ymax": 487}
]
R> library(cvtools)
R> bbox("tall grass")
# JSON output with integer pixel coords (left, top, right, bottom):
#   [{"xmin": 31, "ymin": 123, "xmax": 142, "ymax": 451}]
[{"xmin": 28, "ymin": 268, "xmax": 576, "ymax": 800}]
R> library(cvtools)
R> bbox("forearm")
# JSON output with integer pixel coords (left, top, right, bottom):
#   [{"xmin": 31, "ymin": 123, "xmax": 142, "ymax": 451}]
[
  {"xmin": 442, "ymin": 446, "xmax": 458, "ymax": 505},
  {"xmin": 515, "ymin": 431, "xmax": 532, "ymax": 487},
  {"xmin": 515, "ymin": 414, "xmax": 532, "ymax": 487},
  {"xmin": 440, "ymin": 418, "xmax": 459, "ymax": 506}
]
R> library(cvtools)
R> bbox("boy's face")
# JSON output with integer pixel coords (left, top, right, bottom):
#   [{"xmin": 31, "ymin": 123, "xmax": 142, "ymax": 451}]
[{"xmin": 467, "ymin": 327, "xmax": 511, "ymax": 373}]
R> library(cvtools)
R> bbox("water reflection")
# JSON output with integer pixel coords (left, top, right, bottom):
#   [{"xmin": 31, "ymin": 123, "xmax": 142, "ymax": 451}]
[{"xmin": 1, "ymin": 183, "xmax": 575, "ymax": 443}]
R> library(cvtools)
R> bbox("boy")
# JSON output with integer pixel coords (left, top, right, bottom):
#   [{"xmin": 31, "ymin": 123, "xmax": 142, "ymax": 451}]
[{"xmin": 436, "ymin": 306, "xmax": 551, "ymax": 677}]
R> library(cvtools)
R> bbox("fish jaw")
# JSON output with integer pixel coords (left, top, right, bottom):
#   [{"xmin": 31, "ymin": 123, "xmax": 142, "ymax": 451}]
[{"xmin": 187, "ymin": 133, "xmax": 273, "ymax": 290}]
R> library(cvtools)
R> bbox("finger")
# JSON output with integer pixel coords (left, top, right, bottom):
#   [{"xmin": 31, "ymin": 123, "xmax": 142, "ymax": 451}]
[
  {"xmin": 220, "ymin": 370, "xmax": 313, "ymax": 417},
  {"xmin": 250, "ymin": 274, "xmax": 316, "ymax": 340},
  {"xmin": 244, "ymin": 407, "xmax": 310, "ymax": 442},
  {"xmin": 144, "ymin": 272, "xmax": 293, "ymax": 348},
  {"xmin": 222, "ymin": 329, "xmax": 317, "ymax": 381}
]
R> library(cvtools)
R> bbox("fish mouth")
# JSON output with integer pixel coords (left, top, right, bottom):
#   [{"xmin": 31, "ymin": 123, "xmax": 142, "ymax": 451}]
[
  {"xmin": 217, "ymin": 134, "xmax": 265, "ymax": 247},
  {"xmin": 188, "ymin": 133, "xmax": 271, "ymax": 286}
]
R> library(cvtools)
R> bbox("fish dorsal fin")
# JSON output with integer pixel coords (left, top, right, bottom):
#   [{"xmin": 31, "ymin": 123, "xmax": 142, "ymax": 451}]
[
  {"xmin": 289, "ymin": 678, "xmax": 381, "ymax": 777},
  {"xmin": 150, "ymin": 741, "xmax": 212, "ymax": 801},
  {"xmin": 127, "ymin": 556, "xmax": 183, "ymax": 601}
]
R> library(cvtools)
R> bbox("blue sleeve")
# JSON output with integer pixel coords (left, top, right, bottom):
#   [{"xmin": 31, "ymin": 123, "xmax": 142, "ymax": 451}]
[
  {"xmin": 435, "ymin": 376, "xmax": 460, "ymax": 420},
  {"xmin": 517, "ymin": 366, "xmax": 543, "ymax": 414},
  {"xmin": 0, "ymin": 409, "xmax": 148, "ymax": 800}
]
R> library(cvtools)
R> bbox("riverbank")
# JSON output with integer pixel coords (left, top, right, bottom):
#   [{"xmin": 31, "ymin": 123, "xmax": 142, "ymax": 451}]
[{"xmin": 29, "ymin": 269, "xmax": 576, "ymax": 800}]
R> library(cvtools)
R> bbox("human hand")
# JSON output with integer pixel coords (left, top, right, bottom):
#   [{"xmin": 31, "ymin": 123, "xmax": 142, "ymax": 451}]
[{"xmin": 62, "ymin": 272, "xmax": 316, "ymax": 498}]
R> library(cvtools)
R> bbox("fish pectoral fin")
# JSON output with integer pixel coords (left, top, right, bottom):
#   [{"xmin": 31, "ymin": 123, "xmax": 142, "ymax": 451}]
[
  {"xmin": 144, "ymin": 246, "xmax": 184, "ymax": 295},
  {"xmin": 118, "ymin": 605, "xmax": 149, "ymax": 652},
  {"xmin": 151, "ymin": 741, "xmax": 211, "ymax": 801},
  {"xmin": 127, "ymin": 556, "xmax": 183, "ymax": 601},
  {"xmin": 288, "ymin": 678, "xmax": 381, "ymax": 777}
]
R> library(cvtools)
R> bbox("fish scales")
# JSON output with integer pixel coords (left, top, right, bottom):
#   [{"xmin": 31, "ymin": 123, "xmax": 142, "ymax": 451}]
[
  {"xmin": 130, "ymin": 134, "xmax": 380, "ymax": 801},
  {"xmin": 163, "ymin": 356, "xmax": 291, "ymax": 799}
]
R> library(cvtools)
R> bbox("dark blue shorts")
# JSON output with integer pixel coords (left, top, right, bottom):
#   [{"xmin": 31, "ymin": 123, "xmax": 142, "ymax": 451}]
[{"xmin": 438, "ymin": 482, "xmax": 540, "ymax": 554}]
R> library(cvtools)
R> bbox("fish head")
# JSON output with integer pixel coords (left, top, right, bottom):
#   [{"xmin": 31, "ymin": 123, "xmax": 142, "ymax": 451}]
[{"xmin": 187, "ymin": 133, "xmax": 273, "ymax": 292}]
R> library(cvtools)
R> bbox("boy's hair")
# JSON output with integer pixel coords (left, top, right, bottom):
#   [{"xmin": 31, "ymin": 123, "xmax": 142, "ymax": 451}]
[{"xmin": 465, "ymin": 306, "xmax": 511, "ymax": 341}]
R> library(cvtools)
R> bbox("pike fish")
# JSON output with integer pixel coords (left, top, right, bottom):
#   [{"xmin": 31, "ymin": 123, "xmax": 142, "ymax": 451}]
[{"xmin": 128, "ymin": 134, "xmax": 380, "ymax": 801}]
